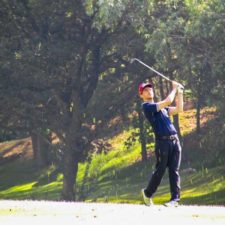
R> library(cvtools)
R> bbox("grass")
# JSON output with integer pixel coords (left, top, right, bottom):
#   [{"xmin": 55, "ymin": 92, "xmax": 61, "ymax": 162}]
[
  {"xmin": 0, "ymin": 107, "xmax": 225, "ymax": 206},
  {"xmin": 0, "ymin": 159, "xmax": 62, "ymax": 200},
  {"xmin": 181, "ymin": 167, "xmax": 225, "ymax": 205},
  {"xmin": 79, "ymin": 150, "xmax": 225, "ymax": 205}
]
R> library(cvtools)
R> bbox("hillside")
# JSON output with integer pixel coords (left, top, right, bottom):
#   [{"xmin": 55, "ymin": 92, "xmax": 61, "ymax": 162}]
[{"xmin": 0, "ymin": 107, "xmax": 224, "ymax": 205}]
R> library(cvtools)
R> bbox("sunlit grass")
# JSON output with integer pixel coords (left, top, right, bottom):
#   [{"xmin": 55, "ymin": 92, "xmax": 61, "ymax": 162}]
[
  {"xmin": 108, "ymin": 128, "xmax": 134, "ymax": 150},
  {"xmin": 179, "ymin": 106, "xmax": 217, "ymax": 136},
  {"xmin": 0, "ymin": 182, "xmax": 36, "ymax": 194},
  {"xmin": 0, "ymin": 180, "xmax": 62, "ymax": 200}
]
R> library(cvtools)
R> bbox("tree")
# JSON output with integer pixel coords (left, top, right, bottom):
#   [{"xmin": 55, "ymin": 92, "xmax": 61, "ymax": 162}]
[
  {"xmin": 180, "ymin": 0, "xmax": 225, "ymax": 132},
  {"xmin": 142, "ymin": 0, "xmax": 225, "ymax": 133},
  {"xmin": 0, "ymin": 0, "xmax": 149, "ymax": 201}
]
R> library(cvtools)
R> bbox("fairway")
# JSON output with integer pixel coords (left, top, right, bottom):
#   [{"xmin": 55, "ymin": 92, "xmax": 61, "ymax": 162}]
[{"xmin": 0, "ymin": 200, "xmax": 225, "ymax": 225}]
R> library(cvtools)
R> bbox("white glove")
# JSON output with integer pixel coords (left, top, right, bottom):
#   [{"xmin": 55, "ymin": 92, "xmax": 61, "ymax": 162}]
[{"xmin": 178, "ymin": 84, "xmax": 184, "ymax": 93}]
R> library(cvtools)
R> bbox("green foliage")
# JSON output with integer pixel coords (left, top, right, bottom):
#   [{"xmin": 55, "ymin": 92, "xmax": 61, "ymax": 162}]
[
  {"xmin": 0, "ymin": 0, "xmax": 151, "ymax": 199},
  {"xmin": 142, "ymin": 0, "xmax": 225, "ymax": 110},
  {"xmin": 124, "ymin": 118, "xmax": 154, "ymax": 151}
]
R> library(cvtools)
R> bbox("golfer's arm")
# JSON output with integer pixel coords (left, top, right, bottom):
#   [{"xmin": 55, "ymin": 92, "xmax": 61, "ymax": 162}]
[
  {"xmin": 168, "ymin": 90, "xmax": 184, "ymax": 116},
  {"xmin": 157, "ymin": 88, "xmax": 177, "ymax": 111}
]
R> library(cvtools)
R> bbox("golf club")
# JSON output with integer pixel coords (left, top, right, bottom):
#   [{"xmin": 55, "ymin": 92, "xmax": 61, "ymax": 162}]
[{"xmin": 130, "ymin": 58, "xmax": 184, "ymax": 89}]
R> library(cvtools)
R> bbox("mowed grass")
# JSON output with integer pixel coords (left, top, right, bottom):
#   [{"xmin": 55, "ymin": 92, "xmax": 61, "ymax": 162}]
[{"xmin": 0, "ymin": 107, "xmax": 225, "ymax": 205}]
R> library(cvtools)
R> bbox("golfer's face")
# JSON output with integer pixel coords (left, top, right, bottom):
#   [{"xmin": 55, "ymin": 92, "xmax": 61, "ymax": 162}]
[{"xmin": 142, "ymin": 87, "xmax": 154, "ymax": 99}]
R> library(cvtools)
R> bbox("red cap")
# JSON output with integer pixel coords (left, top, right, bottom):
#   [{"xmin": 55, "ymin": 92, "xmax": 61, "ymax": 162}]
[{"xmin": 138, "ymin": 82, "xmax": 153, "ymax": 95}]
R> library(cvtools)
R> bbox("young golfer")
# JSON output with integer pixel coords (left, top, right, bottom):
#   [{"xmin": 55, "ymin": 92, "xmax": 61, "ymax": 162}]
[{"xmin": 139, "ymin": 81, "xmax": 184, "ymax": 207}]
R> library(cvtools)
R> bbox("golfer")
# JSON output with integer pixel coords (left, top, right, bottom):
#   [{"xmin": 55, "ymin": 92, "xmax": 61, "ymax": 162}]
[{"xmin": 139, "ymin": 81, "xmax": 184, "ymax": 207}]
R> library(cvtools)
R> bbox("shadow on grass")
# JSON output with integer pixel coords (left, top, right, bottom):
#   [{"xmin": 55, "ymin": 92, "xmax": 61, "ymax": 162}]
[
  {"xmin": 182, "ymin": 116, "xmax": 225, "ymax": 169},
  {"xmin": 33, "ymin": 167, "xmax": 61, "ymax": 187},
  {"xmin": 181, "ymin": 189, "xmax": 225, "ymax": 206},
  {"xmin": 0, "ymin": 159, "xmax": 62, "ymax": 200},
  {"xmin": 0, "ymin": 160, "xmax": 39, "ymax": 191}
]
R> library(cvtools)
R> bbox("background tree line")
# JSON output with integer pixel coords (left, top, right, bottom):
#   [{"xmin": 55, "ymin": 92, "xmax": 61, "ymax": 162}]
[{"xmin": 0, "ymin": 0, "xmax": 224, "ymax": 201}]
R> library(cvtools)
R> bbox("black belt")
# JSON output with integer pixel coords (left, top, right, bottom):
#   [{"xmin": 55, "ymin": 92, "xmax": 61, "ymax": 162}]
[{"xmin": 156, "ymin": 135, "xmax": 178, "ymax": 140}]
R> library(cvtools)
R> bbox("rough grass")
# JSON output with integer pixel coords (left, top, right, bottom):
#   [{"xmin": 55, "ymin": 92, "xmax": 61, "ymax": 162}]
[{"xmin": 82, "ymin": 154, "xmax": 225, "ymax": 205}]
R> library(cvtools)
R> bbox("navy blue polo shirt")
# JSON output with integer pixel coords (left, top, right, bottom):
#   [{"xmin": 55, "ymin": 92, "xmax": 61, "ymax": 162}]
[{"xmin": 142, "ymin": 102, "xmax": 177, "ymax": 137}]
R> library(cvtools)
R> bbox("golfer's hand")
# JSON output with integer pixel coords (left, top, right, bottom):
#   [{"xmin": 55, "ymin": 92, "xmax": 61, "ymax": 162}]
[
  {"xmin": 178, "ymin": 83, "xmax": 184, "ymax": 88},
  {"xmin": 172, "ymin": 81, "xmax": 179, "ymax": 90},
  {"xmin": 172, "ymin": 81, "xmax": 184, "ymax": 91}
]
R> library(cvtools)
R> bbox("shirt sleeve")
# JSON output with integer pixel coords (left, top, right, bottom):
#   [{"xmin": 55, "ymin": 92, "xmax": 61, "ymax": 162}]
[{"xmin": 142, "ymin": 102, "xmax": 158, "ymax": 113}]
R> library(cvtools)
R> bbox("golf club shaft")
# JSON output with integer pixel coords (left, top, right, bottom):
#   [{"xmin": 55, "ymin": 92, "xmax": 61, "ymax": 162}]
[{"xmin": 131, "ymin": 58, "xmax": 172, "ymax": 82}]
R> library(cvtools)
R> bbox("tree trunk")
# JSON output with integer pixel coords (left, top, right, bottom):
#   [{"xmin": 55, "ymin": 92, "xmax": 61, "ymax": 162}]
[
  {"xmin": 196, "ymin": 98, "xmax": 201, "ymax": 134},
  {"xmin": 61, "ymin": 46, "xmax": 101, "ymax": 201},
  {"xmin": 137, "ymin": 102, "xmax": 147, "ymax": 161},
  {"xmin": 61, "ymin": 91, "xmax": 84, "ymax": 201},
  {"xmin": 62, "ymin": 150, "xmax": 79, "ymax": 201},
  {"xmin": 31, "ymin": 133, "xmax": 38, "ymax": 161},
  {"xmin": 79, "ymin": 158, "xmax": 91, "ymax": 201},
  {"xmin": 196, "ymin": 89, "xmax": 204, "ymax": 134},
  {"xmin": 31, "ymin": 132, "xmax": 51, "ymax": 168},
  {"xmin": 159, "ymin": 77, "xmax": 165, "ymax": 99},
  {"xmin": 173, "ymin": 114, "xmax": 181, "ymax": 139}
]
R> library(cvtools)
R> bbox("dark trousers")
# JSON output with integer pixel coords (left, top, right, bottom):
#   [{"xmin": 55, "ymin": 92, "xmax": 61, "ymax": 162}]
[{"xmin": 145, "ymin": 136, "xmax": 182, "ymax": 200}]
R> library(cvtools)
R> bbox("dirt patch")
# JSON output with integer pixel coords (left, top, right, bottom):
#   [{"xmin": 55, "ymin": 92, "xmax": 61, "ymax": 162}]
[{"xmin": 0, "ymin": 138, "xmax": 33, "ymax": 165}]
